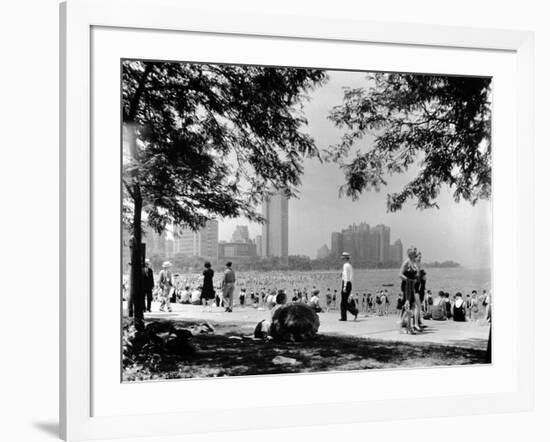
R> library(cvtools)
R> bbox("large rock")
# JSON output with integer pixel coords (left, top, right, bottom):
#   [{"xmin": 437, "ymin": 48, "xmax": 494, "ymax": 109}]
[{"xmin": 269, "ymin": 304, "xmax": 320, "ymax": 341}]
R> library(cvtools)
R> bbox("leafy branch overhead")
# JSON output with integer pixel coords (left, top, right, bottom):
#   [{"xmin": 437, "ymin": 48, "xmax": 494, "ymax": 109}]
[
  {"xmin": 122, "ymin": 61, "xmax": 327, "ymax": 233},
  {"xmin": 326, "ymin": 73, "xmax": 492, "ymax": 211}
]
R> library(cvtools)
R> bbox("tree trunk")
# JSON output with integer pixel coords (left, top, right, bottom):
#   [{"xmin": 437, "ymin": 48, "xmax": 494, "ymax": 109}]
[
  {"xmin": 128, "ymin": 122, "xmax": 145, "ymax": 331},
  {"xmin": 129, "ymin": 187, "xmax": 144, "ymax": 331},
  {"xmin": 125, "ymin": 63, "xmax": 153, "ymax": 332}
]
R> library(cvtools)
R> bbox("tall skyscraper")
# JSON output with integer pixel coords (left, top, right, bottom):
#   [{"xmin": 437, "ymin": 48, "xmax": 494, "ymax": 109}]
[
  {"xmin": 331, "ymin": 232, "xmax": 343, "ymax": 256},
  {"xmin": 198, "ymin": 220, "xmax": 219, "ymax": 261},
  {"xmin": 372, "ymin": 224, "xmax": 391, "ymax": 264},
  {"xmin": 342, "ymin": 228, "xmax": 355, "ymax": 257},
  {"xmin": 261, "ymin": 191, "xmax": 289, "ymax": 264},
  {"xmin": 255, "ymin": 235, "xmax": 262, "ymax": 256}
]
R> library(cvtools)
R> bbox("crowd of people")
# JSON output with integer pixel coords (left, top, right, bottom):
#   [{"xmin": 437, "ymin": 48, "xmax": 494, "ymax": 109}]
[
  {"xmin": 396, "ymin": 247, "xmax": 491, "ymax": 334},
  {"xmin": 123, "ymin": 250, "xmax": 491, "ymax": 334}
]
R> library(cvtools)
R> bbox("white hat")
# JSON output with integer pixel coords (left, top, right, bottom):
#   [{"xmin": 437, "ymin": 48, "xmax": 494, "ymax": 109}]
[
  {"xmin": 341, "ymin": 252, "xmax": 351, "ymax": 258},
  {"xmin": 145, "ymin": 258, "xmax": 151, "ymax": 264},
  {"xmin": 162, "ymin": 261, "xmax": 172, "ymax": 268}
]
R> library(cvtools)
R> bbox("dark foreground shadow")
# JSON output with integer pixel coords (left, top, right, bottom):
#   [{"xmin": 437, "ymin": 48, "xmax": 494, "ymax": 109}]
[
  {"xmin": 33, "ymin": 421, "xmax": 59, "ymax": 438},
  {"xmin": 122, "ymin": 317, "xmax": 490, "ymax": 381}
]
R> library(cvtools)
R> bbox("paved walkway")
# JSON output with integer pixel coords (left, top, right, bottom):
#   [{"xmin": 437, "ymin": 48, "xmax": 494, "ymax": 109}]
[{"xmin": 139, "ymin": 302, "xmax": 490, "ymax": 350}]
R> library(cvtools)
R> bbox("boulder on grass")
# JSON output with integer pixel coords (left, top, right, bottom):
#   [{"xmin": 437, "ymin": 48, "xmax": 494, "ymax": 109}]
[{"xmin": 269, "ymin": 304, "xmax": 320, "ymax": 341}]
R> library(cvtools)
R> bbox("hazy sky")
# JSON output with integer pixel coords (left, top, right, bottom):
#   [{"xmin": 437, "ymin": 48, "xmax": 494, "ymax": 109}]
[{"xmin": 218, "ymin": 70, "xmax": 492, "ymax": 269}]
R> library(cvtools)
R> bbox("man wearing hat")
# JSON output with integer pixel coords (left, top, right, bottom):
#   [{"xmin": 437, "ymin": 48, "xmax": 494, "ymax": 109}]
[
  {"xmin": 158, "ymin": 261, "xmax": 173, "ymax": 312},
  {"xmin": 340, "ymin": 252, "xmax": 358, "ymax": 321},
  {"xmin": 143, "ymin": 258, "xmax": 155, "ymax": 313}
]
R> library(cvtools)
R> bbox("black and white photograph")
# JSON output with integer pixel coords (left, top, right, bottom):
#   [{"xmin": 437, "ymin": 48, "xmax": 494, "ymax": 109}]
[{"xmin": 121, "ymin": 60, "xmax": 492, "ymax": 382}]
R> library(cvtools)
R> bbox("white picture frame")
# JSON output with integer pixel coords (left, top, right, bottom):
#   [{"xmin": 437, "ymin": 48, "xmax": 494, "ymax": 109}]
[{"xmin": 60, "ymin": 0, "xmax": 534, "ymax": 440}]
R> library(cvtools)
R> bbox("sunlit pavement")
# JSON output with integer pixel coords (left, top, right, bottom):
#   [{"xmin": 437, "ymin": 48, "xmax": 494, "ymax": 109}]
[{"xmin": 127, "ymin": 301, "xmax": 490, "ymax": 350}]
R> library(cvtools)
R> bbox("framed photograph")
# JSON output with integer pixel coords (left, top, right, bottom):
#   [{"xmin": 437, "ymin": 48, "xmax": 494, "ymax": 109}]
[{"xmin": 60, "ymin": 0, "xmax": 534, "ymax": 440}]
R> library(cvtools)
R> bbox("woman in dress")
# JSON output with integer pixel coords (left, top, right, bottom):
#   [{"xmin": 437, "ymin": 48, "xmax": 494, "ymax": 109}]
[
  {"xmin": 399, "ymin": 247, "xmax": 421, "ymax": 333},
  {"xmin": 200, "ymin": 261, "xmax": 215, "ymax": 311}
]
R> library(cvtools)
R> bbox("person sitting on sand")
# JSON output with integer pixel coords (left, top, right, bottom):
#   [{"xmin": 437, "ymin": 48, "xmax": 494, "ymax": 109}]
[
  {"xmin": 429, "ymin": 291, "xmax": 447, "ymax": 321},
  {"xmin": 253, "ymin": 291, "xmax": 286, "ymax": 339},
  {"xmin": 451, "ymin": 292, "xmax": 467, "ymax": 322},
  {"xmin": 190, "ymin": 286, "xmax": 202, "ymax": 305},
  {"xmin": 180, "ymin": 286, "xmax": 191, "ymax": 304},
  {"xmin": 308, "ymin": 289, "xmax": 323, "ymax": 313},
  {"xmin": 239, "ymin": 288, "xmax": 246, "ymax": 307}
]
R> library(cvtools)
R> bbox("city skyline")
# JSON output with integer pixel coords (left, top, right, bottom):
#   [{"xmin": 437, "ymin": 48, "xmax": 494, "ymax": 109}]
[
  {"xmin": 122, "ymin": 70, "xmax": 491, "ymax": 269},
  {"xmin": 218, "ymin": 70, "xmax": 491, "ymax": 269}
]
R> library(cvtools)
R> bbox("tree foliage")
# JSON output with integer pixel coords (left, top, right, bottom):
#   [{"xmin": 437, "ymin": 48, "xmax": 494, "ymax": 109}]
[
  {"xmin": 122, "ymin": 60, "xmax": 326, "ymax": 327},
  {"xmin": 327, "ymin": 73, "xmax": 492, "ymax": 211},
  {"xmin": 122, "ymin": 61, "xmax": 327, "ymax": 233}
]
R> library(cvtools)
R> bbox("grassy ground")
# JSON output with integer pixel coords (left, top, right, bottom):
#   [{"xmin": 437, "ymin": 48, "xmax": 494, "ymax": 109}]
[{"xmin": 122, "ymin": 316, "xmax": 489, "ymax": 382}]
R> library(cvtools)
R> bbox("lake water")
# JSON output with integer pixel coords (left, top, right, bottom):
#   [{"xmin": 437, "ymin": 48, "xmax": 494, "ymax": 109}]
[
  {"xmin": 215, "ymin": 267, "xmax": 491, "ymax": 306},
  {"xmin": 141, "ymin": 266, "xmax": 491, "ymax": 311}
]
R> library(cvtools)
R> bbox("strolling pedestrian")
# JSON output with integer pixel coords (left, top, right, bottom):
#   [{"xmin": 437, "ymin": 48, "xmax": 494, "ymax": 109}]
[
  {"xmin": 200, "ymin": 261, "xmax": 215, "ymax": 311},
  {"xmin": 222, "ymin": 261, "xmax": 236, "ymax": 312},
  {"xmin": 339, "ymin": 252, "xmax": 358, "ymax": 321},
  {"xmin": 143, "ymin": 258, "xmax": 154, "ymax": 312},
  {"xmin": 158, "ymin": 261, "xmax": 173, "ymax": 312}
]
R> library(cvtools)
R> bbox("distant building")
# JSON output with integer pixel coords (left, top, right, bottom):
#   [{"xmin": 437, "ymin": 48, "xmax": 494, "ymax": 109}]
[
  {"xmin": 174, "ymin": 226, "xmax": 196, "ymax": 256},
  {"xmin": 218, "ymin": 242, "xmax": 257, "ymax": 262},
  {"xmin": 231, "ymin": 225, "xmax": 250, "ymax": 243},
  {"xmin": 122, "ymin": 222, "xmax": 219, "ymax": 267},
  {"xmin": 173, "ymin": 220, "xmax": 219, "ymax": 262},
  {"xmin": 165, "ymin": 238, "xmax": 175, "ymax": 258},
  {"xmin": 255, "ymin": 234, "xmax": 262, "ymax": 256},
  {"xmin": 146, "ymin": 228, "xmax": 168, "ymax": 256},
  {"xmin": 389, "ymin": 239, "xmax": 403, "ymax": 265},
  {"xmin": 198, "ymin": 220, "xmax": 219, "ymax": 262},
  {"xmin": 372, "ymin": 224, "xmax": 391, "ymax": 264},
  {"xmin": 261, "ymin": 191, "xmax": 289, "ymax": 264},
  {"xmin": 316, "ymin": 244, "xmax": 330, "ymax": 260},
  {"xmin": 330, "ymin": 222, "xmax": 397, "ymax": 267},
  {"xmin": 342, "ymin": 229, "xmax": 355, "ymax": 257},
  {"xmin": 331, "ymin": 232, "xmax": 343, "ymax": 256}
]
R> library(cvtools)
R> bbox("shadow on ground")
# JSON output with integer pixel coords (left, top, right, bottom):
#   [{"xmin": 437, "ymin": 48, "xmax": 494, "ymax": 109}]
[
  {"xmin": 33, "ymin": 421, "xmax": 59, "ymax": 438},
  {"xmin": 123, "ymin": 317, "xmax": 490, "ymax": 381}
]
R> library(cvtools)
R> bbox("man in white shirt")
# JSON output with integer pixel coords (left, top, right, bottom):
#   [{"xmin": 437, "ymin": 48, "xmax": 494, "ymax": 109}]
[{"xmin": 340, "ymin": 252, "xmax": 358, "ymax": 321}]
